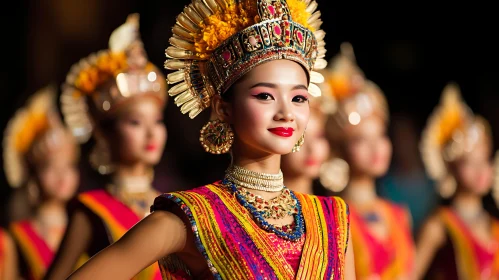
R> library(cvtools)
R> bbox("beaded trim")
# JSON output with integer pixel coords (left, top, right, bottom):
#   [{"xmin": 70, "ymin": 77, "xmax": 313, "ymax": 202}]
[
  {"xmin": 223, "ymin": 178, "xmax": 305, "ymax": 241},
  {"xmin": 224, "ymin": 165, "xmax": 284, "ymax": 192}
]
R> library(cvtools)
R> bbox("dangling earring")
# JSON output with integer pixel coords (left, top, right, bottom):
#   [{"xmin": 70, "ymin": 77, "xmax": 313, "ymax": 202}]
[
  {"xmin": 90, "ymin": 138, "xmax": 115, "ymax": 175},
  {"xmin": 199, "ymin": 119, "xmax": 234, "ymax": 154},
  {"xmin": 292, "ymin": 133, "xmax": 305, "ymax": 153},
  {"xmin": 319, "ymin": 158, "xmax": 350, "ymax": 192},
  {"xmin": 438, "ymin": 175, "xmax": 456, "ymax": 198},
  {"xmin": 27, "ymin": 179, "xmax": 40, "ymax": 207}
]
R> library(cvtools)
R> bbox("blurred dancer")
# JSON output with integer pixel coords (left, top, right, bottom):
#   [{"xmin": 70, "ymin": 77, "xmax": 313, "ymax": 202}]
[
  {"xmin": 0, "ymin": 229, "xmax": 18, "ymax": 279},
  {"xmin": 3, "ymin": 86, "xmax": 80, "ymax": 280},
  {"xmin": 45, "ymin": 14, "xmax": 167, "ymax": 280},
  {"xmin": 415, "ymin": 83, "xmax": 499, "ymax": 279},
  {"xmin": 281, "ymin": 98, "xmax": 331, "ymax": 195},
  {"xmin": 63, "ymin": 0, "xmax": 355, "ymax": 279},
  {"xmin": 319, "ymin": 42, "xmax": 415, "ymax": 279}
]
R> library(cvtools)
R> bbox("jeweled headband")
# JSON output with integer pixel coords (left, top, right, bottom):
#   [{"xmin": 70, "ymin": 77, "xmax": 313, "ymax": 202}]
[
  {"xmin": 165, "ymin": 0, "xmax": 327, "ymax": 119},
  {"xmin": 420, "ymin": 82, "xmax": 492, "ymax": 197},
  {"xmin": 60, "ymin": 14, "xmax": 167, "ymax": 143},
  {"xmin": 3, "ymin": 86, "xmax": 77, "ymax": 188}
]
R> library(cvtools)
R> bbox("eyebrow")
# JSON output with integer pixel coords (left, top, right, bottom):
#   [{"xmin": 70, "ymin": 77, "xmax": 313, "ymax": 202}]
[{"xmin": 249, "ymin": 82, "xmax": 308, "ymax": 91}]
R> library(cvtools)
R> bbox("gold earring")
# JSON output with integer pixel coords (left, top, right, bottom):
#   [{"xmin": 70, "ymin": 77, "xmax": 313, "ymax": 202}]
[
  {"xmin": 89, "ymin": 138, "xmax": 115, "ymax": 175},
  {"xmin": 292, "ymin": 132, "xmax": 305, "ymax": 153},
  {"xmin": 199, "ymin": 119, "xmax": 234, "ymax": 154},
  {"xmin": 438, "ymin": 175, "xmax": 457, "ymax": 198}
]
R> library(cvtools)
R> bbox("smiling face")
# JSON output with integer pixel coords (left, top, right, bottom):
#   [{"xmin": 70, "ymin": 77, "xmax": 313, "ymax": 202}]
[{"xmin": 216, "ymin": 60, "xmax": 310, "ymax": 157}]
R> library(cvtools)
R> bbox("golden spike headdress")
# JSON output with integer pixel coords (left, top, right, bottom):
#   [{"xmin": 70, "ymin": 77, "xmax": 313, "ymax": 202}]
[
  {"xmin": 3, "ymin": 86, "xmax": 78, "ymax": 188},
  {"xmin": 60, "ymin": 13, "xmax": 167, "ymax": 143},
  {"xmin": 165, "ymin": 0, "xmax": 327, "ymax": 119},
  {"xmin": 319, "ymin": 42, "xmax": 388, "ymax": 126},
  {"xmin": 420, "ymin": 82, "xmax": 492, "ymax": 197}
]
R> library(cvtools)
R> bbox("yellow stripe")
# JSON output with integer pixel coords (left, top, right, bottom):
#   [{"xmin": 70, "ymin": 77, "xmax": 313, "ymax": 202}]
[{"xmin": 10, "ymin": 224, "xmax": 45, "ymax": 279}]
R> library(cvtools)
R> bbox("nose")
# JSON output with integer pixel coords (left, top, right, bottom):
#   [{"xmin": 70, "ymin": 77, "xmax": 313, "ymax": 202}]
[{"xmin": 273, "ymin": 100, "xmax": 295, "ymax": 122}]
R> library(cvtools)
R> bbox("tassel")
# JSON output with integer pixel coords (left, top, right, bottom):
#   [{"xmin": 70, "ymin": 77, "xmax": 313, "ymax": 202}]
[
  {"xmin": 314, "ymin": 58, "xmax": 327, "ymax": 69},
  {"xmin": 308, "ymin": 11, "xmax": 321, "ymax": 25},
  {"xmin": 310, "ymin": 71, "xmax": 324, "ymax": 84},
  {"xmin": 165, "ymin": 47, "xmax": 197, "ymax": 59},
  {"xmin": 305, "ymin": 1, "xmax": 318, "ymax": 14},
  {"xmin": 189, "ymin": 107, "xmax": 204, "ymax": 119},
  {"xmin": 169, "ymin": 37, "xmax": 196, "ymax": 51},
  {"xmin": 181, "ymin": 99, "xmax": 199, "ymax": 114},
  {"xmin": 309, "ymin": 19, "xmax": 322, "ymax": 31},
  {"xmin": 184, "ymin": 6, "xmax": 203, "ymax": 25},
  {"xmin": 308, "ymin": 82, "xmax": 321, "ymax": 97},
  {"xmin": 194, "ymin": 0, "xmax": 213, "ymax": 19},
  {"xmin": 177, "ymin": 14, "xmax": 200, "ymax": 33},
  {"xmin": 314, "ymin": 30, "xmax": 325, "ymax": 41},
  {"xmin": 172, "ymin": 24, "xmax": 194, "ymax": 42},
  {"xmin": 167, "ymin": 70, "xmax": 185, "ymax": 84},
  {"xmin": 205, "ymin": 0, "xmax": 222, "ymax": 13},
  {"xmin": 168, "ymin": 81, "xmax": 189, "ymax": 96},
  {"xmin": 164, "ymin": 59, "xmax": 188, "ymax": 70},
  {"xmin": 175, "ymin": 90, "xmax": 195, "ymax": 105}
]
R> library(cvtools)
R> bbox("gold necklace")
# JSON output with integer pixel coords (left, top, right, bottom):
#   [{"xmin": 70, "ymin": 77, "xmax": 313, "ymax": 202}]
[
  {"xmin": 224, "ymin": 164, "xmax": 284, "ymax": 192},
  {"xmin": 236, "ymin": 187, "xmax": 298, "ymax": 219}
]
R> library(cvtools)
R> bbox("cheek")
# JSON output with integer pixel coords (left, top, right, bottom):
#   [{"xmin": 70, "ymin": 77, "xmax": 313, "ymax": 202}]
[
  {"xmin": 232, "ymin": 101, "xmax": 272, "ymax": 136},
  {"xmin": 347, "ymin": 142, "xmax": 369, "ymax": 166},
  {"xmin": 119, "ymin": 127, "xmax": 145, "ymax": 151}
]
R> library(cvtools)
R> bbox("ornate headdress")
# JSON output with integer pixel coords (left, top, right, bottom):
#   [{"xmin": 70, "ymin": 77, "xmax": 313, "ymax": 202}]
[
  {"xmin": 318, "ymin": 42, "xmax": 388, "ymax": 192},
  {"xmin": 165, "ymin": 0, "xmax": 327, "ymax": 119},
  {"xmin": 61, "ymin": 13, "xmax": 167, "ymax": 144},
  {"xmin": 420, "ymin": 82, "xmax": 492, "ymax": 198},
  {"xmin": 60, "ymin": 14, "xmax": 167, "ymax": 173},
  {"xmin": 3, "ymin": 86, "xmax": 78, "ymax": 188}
]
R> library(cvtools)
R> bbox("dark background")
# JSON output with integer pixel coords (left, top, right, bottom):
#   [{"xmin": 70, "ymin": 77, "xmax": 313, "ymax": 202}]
[{"xmin": 1, "ymin": 1, "xmax": 499, "ymax": 228}]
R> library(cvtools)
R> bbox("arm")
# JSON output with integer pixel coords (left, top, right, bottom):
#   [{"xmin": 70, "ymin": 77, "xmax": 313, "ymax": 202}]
[
  {"xmin": 344, "ymin": 228, "xmax": 356, "ymax": 280},
  {"xmin": 68, "ymin": 210, "xmax": 187, "ymax": 279},
  {"xmin": 3, "ymin": 230, "xmax": 19, "ymax": 280},
  {"xmin": 44, "ymin": 209, "xmax": 93, "ymax": 280},
  {"xmin": 413, "ymin": 214, "xmax": 446, "ymax": 280}
]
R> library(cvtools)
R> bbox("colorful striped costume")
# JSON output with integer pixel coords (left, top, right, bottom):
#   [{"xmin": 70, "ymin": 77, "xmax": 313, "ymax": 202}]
[
  {"xmin": 78, "ymin": 190, "xmax": 162, "ymax": 280},
  {"xmin": 425, "ymin": 208, "xmax": 499, "ymax": 279},
  {"xmin": 349, "ymin": 200, "xmax": 415, "ymax": 279},
  {"xmin": 151, "ymin": 182, "xmax": 350, "ymax": 279}
]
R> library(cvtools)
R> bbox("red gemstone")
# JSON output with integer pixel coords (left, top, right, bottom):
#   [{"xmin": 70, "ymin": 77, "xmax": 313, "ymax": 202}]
[
  {"xmin": 297, "ymin": 31, "xmax": 303, "ymax": 43},
  {"xmin": 274, "ymin": 25, "xmax": 281, "ymax": 36},
  {"xmin": 268, "ymin": 5, "xmax": 275, "ymax": 15},
  {"xmin": 282, "ymin": 226, "xmax": 288, "ymax": 231},
  {"xmin": 222, "ymin": 50, "xmax": 231, "ymax": 61}
]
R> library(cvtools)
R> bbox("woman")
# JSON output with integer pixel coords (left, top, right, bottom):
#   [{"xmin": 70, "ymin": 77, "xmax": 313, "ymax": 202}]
[
  {"xmin": 65, "ymin": 0, "xmax": 355, "ymax": 279},
  {"xmin": 44, "ymin": 14, "xmax": 167, "ymax": 280},
  {"xmin": 3, "ymin": 86, "xmax": 80, "ymax": 280},
  {"xmin": 281, "ymin": 98, "xmax": 331, "ymax": 195},
  {"xmin": 0, "ymin": 228, "xmax": 19, "ymax": 279},
  {"xmin": 415, "ymin": 83, "xmax": 499, "ymax": 279},
  {"xmin": 319, "ymin": 42, "xmax": 415, "ymax": 279}
]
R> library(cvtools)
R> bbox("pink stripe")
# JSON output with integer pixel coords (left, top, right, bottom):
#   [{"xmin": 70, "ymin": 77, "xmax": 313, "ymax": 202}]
[
  {"xmin": 86, "ymin": 190, "xmax": 140, "ymax": 229},
  {"xmin": 17, "ymin": 221, "xmax": 53, "ymax": 268}
]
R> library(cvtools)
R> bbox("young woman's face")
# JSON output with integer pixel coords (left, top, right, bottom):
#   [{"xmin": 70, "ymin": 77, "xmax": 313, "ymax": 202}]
[
  {"xmin": 343, "ymin": 116, "xmax": 392, "ymax": 178},
  {"xmin": 112, "ymin": 97, "xmax": 166, "ymax": 166},
  {"xmin": 226, "ymin": 60, "xmax": 310, "ymax": 156},
  {"xmin": 452, "ymin": 143, "xmax": 493, "ymax": 196},
  {"xmin": 281, "ymin": 110, "xmax": 330, "ymax": 178},
  {"xmin": 35, "ymin": 141, "xmax": 79, "ymax": 202}
]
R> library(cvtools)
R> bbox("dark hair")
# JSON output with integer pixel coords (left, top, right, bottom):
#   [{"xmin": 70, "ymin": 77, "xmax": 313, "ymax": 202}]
[{"xmin": 221, "ymin": 85, "xmax": 235, "ymax": 102}]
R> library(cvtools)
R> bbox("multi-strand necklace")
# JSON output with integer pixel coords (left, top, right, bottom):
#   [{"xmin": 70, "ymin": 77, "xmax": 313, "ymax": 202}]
[{"xmin": 223, "ymin": 165, "xmax": 304, "ymax": 241}]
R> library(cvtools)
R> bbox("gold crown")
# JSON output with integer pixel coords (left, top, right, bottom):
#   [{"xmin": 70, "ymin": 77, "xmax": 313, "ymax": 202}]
[
  {"xmin": 319, "ymin": 42, "xmax": 388, "ymax": 127},
  {"xmin": 61, "ymin": 14, "xmax": 168, "ymax": 143},
  {"xmin": 420, "ymin": 82, "xmax": 491, "ymax": 184},
  {"xmin": 165, "ymin": 0, "xmax": 327, "ymax": 119},
  {"xmin": 3, "ymin": 86, "xmax": 77, "ymax": 188}
]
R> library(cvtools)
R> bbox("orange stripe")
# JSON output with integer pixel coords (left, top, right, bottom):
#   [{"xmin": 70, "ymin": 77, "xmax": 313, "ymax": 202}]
[
  {"xmin": 79, "ymin": 193, "xmax": 127, "ymax": 241},
  {"xmin": 10, "ymin": 224, "xmax": 45, "ymax": 280},
  {"xmin": 440, "ymin": 209, "xmax": 480, "ymax": 279}
]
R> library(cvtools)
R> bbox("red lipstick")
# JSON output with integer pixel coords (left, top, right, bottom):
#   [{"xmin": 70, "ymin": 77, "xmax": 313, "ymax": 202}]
[
  {"xmin": 145, "ymin": 144, "xmax": 157, "ymax": 151},
  {"xmin": 268, "ymin": 127, "xmax": 294, "ymax": 137}
]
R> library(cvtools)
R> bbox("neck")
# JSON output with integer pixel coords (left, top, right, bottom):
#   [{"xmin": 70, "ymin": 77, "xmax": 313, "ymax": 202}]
[
  {"xmin": 343, "ymin": 174, "xmax": 377, "ymax": 206},
  {"xmin": 452, "ymin": 189, "xmax": 484, "ymax": 220},
  {"xmin": 112, "ymin": 162, "xmax": 153, "ymax": 193},
  {"xmin": 284, "ymin": 175, "xmax": 313, "ymax": 195},
  {"xmin": 35, "ymin": 200, "xmax": 67, "ymax": 226}
]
